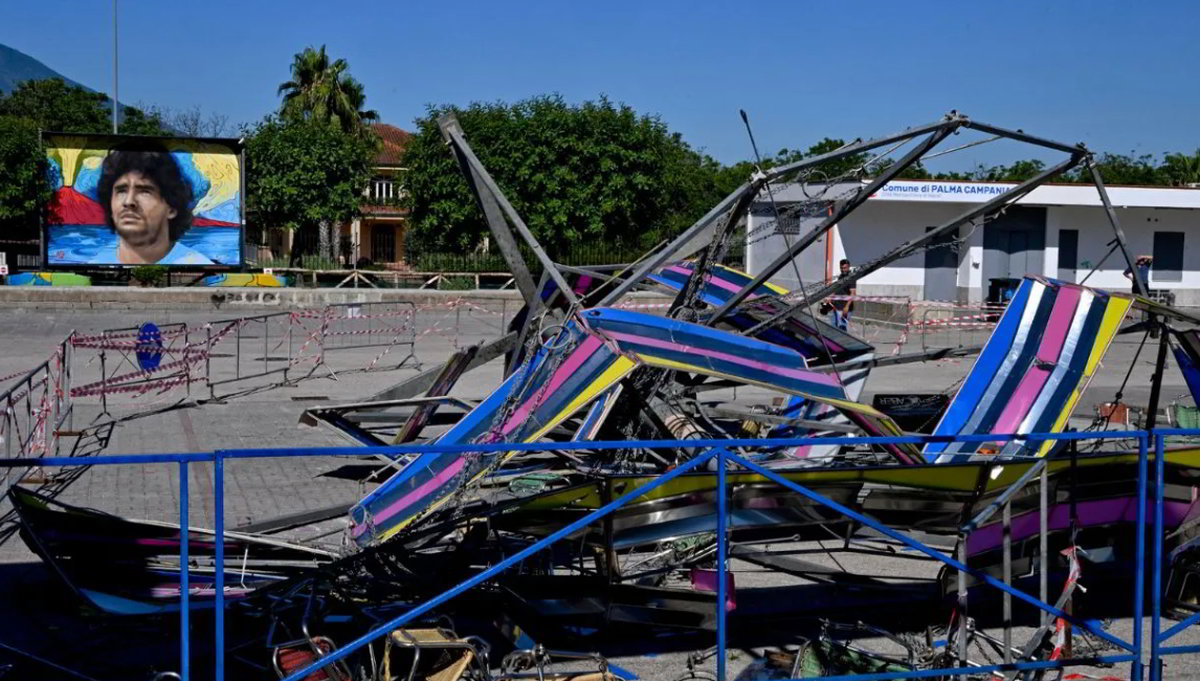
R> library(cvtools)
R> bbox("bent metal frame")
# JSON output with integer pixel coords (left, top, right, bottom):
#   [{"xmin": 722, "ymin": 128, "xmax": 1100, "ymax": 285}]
[{"xmin": 0, "ymin": 429, "xmax": 1193, "ymax": 681}]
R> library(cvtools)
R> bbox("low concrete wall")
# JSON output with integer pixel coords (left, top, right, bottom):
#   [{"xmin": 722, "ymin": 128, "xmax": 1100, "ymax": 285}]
[{"xmin": 0, "ymin": 286, "xmax": 672, "ymax": 311}]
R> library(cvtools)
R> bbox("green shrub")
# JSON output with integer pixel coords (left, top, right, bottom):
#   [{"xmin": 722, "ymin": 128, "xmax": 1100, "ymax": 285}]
[{"xmin": 130, "ymin": 265, "xmax": 167, "ymax": 287}]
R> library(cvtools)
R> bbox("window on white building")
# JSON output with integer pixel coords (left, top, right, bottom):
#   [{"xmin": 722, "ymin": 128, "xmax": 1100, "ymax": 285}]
[{"xmin": 1153, "ymin": 231, "xmax": 1184, "ymax": 282}]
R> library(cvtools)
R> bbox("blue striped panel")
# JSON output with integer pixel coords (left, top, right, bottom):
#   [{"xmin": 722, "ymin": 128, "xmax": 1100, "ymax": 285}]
[
  {"xmin": 1012, "ymin": 292, "xmax": 1109, "ymax": 453},
  {"xmin": 925, "ymin": 279, "xmax": 1034, "ymax": 458},
  {"xmin": 939, "ymin": 283, "xmax": 1059, "ymax": 459}
]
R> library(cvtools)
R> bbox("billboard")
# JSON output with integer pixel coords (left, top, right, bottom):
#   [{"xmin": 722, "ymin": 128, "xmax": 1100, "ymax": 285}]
[{"xmin": 43, "ymin": 133, "xmax": 243, "ymax": 267}]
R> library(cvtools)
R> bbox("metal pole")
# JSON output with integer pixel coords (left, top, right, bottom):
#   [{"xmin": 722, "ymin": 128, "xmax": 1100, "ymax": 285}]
[
  {"xmin": 961, "ymin": 121, "xmax": 1083, "ymax": 155},
  {"xmin": 1133, "ymin": 434, "xmax": 1147, "ymax": 681},
  {"xmin": 1040, "ymin": 464, "xmax": 1048, "ymax": 605},
  {"xmin": 111, "ymin": 0, "xmax": 118, "ymax": 134},
  {"xmin": 438, "ymin": 115, "xmax": 538, "ymax": 304},
  {"xmin": 1151, "ymin": 432, "xmax": 1165, "ymax": 681},
  {"xmin": 957, "ymin": 539, "xmax": 968, "ymax": 666},
  {"xmin": 596, "ymin": 117, "xmax": 959, "ymax": 307},
  {"xmin": 439, "ymin": 122, "xmax": 578, "ymax": 307},
  {"xmin": 716, "ymin": 449, "xmax": 728, "ymax": 681},
  {"xmin": 1145, "ymin": 329, "xmax": 1169, "ymax": 432},
  {"xmin": 711, "ymin": 122, "xmax": 961, "ymax": 323},
  {"xmin": 1003, "ymin": 500, "xmax": 1012, "ymax": 664},
  {"xmin": 1088, "ymin": 162, "xmax": 1148, "ymax": 298},
  {"xmin": 205, "ymin": 325, "xmax": 213, "ymax": 400},
  {"xmin": 745, "ymin": 155, "xmax": 1083, "ymax": 335},
  {"xmin": 99, "ymin": 349, "xmax": 109, "ymax": 417},
  {"xmin": 214, "ymin": 454, "xmax": 224, "ymax": 681},
  {"xmin": 179, "ymin": 461, "xmax": 190, "ymax": 681},
  {"xmin": 235, "ymin": 322, "xmax": 242, "ymax": 379}
]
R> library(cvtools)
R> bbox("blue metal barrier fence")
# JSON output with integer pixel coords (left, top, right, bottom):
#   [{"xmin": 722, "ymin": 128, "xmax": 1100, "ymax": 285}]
[{"xmin": 0, "ymin": 429, "xmax": 1195, "ymax": 681}]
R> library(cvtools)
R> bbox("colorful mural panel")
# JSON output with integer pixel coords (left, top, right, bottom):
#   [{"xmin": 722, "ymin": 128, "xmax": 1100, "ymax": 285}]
[{"xmin": 43, "ymin": 133, "xmax": 243, "ymax": 268}]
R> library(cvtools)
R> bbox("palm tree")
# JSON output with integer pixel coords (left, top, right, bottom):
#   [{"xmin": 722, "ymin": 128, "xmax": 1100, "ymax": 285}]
[
  {"xmin": 1163, "ymin": 150, "xmax": 1200, "ymax": 187},
  {"xmin": 277, "ymin": 46, "xmax": 379, "ymax": 260},
  {"xmin": 277, "ymin": 46, "xmax": 378, "ymax": 135}
]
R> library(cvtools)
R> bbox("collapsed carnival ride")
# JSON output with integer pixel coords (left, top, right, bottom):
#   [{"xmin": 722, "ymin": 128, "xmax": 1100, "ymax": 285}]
[{"xmin": 12, "ymin": 112, "xmax": 1200, "ymax": 680}]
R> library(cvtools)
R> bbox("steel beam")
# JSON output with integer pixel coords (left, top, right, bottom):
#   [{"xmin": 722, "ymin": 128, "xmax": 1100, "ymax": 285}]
[
  {"xmin": 438, "ymin": 116, "xmax": 578, "ymax": 307},
  {"xmin": 745, "ymin": 154, "xmax": 1083, "ymax": 335},
  {"xmin": 368, "ymin": 332, "xmax": 517, "ymax": 402},
  {"xmin": 962, "ymin": 120, "xmax": 1084, "ymax": 155},
  {"xmin": 439, "ymin": 115, "xmax": 538, "ymax": 305},
  {"xmin": 709, "ymin": 122, "xmax": 963, "ymax": 323},
  {"xmin": 1088, "ymin": 160, "xmax": 1149, "ymax": 298},
  {"xmin": 762, "ymin": 116, "xmax": 965, "ymax": 182},
  {"xmin": 596, "ymin": 115, "xmax": 962, "ymax": 307}
]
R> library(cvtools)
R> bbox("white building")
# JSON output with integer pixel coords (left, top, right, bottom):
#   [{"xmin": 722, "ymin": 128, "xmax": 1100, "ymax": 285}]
[{"xmin": 746, "ymin": 180, "xmax": 1200, "ymax": 305}]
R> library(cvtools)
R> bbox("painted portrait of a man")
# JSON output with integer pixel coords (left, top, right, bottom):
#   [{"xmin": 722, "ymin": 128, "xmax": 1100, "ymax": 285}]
[
  {"xmin": 95, "ymin": 145, "xmax": 214, "ymax": 265},
  {"xmin": 43, "ymin": 134, "xmax": 242, "ymax": 267}
]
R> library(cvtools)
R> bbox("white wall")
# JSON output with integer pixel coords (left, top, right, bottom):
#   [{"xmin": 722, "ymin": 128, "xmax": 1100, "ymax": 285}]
[
  {"xmin": 1052, "ymin": 205, "xmax": 1200, "ymax": 303},
  {"xmin": 747, "ymin": 199, "xmax": 1200, "ymax": 303}
]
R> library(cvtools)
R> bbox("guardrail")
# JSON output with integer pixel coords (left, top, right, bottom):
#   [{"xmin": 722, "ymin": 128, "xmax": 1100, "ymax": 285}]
[
  {"xmin": 261, "ymin": 268, "xmax": 518, "ymax": 291},
  {"xmin": 1, "ymin": 429, "xmax": 1195, "ymax": 681}
]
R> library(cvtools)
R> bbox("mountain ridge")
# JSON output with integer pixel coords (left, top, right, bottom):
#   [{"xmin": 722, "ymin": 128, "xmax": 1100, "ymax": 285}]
[{"xmin": 0, "ymin": 43, "xmax": 94, "ymax": 95}]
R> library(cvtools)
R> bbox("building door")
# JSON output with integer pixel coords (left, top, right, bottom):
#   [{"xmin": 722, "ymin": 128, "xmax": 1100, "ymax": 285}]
[
  {"xmin": 982, "ymin": 207, "xmax": 1046, "ymax": 294},
  {"xmin": 1057, "ymin": 229, "xmax": 1078, "ymax": 283},
  {"xmin": 923, "ymin": 226, "xmax": 959, "ymax": 301},
  {"xmin": 371, "ymin": 224, "xmax": 395, "ymax": 263}
]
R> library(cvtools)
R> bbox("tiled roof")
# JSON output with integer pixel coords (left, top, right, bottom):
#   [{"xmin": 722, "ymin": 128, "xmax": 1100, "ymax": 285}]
[{"xmin": 372, "ymin": 123, "xmax": 412, "ymax": 166}]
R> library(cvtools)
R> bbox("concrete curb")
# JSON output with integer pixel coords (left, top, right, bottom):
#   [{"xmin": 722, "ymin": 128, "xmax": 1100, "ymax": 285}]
[{"xmin": 0, "ymin": 286, "xmax": 672, "ymax": 311}]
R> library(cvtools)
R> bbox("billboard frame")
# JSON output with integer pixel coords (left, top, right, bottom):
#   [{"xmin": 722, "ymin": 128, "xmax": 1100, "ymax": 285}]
[{"xmin": 39, "ymin": 131, "xmax": 246, "ymax": 271}]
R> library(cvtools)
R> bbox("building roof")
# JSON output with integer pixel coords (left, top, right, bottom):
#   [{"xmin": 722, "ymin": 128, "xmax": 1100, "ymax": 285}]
[
  {"xmin": 371, "ymin": 123, "xmax": 412, "ymax": 166},
  {"xmin": 760, "ymin": 179, "xmax": 1200, "ymax": 210}
]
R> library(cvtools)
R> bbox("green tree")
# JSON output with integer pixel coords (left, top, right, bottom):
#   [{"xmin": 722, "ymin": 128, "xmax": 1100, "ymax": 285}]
[
  {"xmin": 0, "ymin": 78, "xmax": 110, "ymax": 132},
  {"xmin": 402, "ymin": 95, "xmax": 717, "ymax": 257},
  {"xmin": 0, "ymin": 78, "xmax": 168, "ymax": 135},
  {"xmin": 276, "ymin": 46, "xmax": 378, "ymax": 259},
  {"xmin": 1162, "ymin": 149, "xmax": 1200, "ymax": 187},
  {"xmin": 0, "ymin": 78, "xmax": 172, "ymax": 243},
  {"xmin": 277, "ymin": 45, "xmax": 378, "ymax": 135},
  {"xmin": 0, "ymin": 116, "xmax": 50, "ymax": 238},
  {"xmin": 1074, "ymin": 152, "xmax": 1165, "ymax": 186},
  {"xmin": 245, "ymin": 116, "xmax": 375, "ymax": 266},
  {"xmin": 769, "ymin": 138, "xmax": 870, "ymax": 181}
]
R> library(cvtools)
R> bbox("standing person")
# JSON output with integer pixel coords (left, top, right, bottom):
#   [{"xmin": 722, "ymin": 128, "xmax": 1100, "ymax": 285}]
[
  {"xmin": 1123, "ymin": 255, "xmax": 1153, "ymax": 292},
  {"xmin": 830, "ymin": 258, "xmax": 855, "ymax": 331}
]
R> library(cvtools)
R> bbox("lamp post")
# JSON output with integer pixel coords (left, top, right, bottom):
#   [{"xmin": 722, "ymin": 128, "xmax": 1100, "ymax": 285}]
[{"xmin": 112, "ymin": 0, "xmax": 118, "ymax": 133}]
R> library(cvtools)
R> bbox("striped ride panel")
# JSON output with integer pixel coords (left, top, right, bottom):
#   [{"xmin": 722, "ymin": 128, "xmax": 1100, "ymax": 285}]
[
  {"xmin": 349, "ymin": 320, "xmax": 635, "ymax": 546},
  {"xmin": 925, "ymin": 277, "xmax": 1132, "ymax": 463},
  {"xmin": 582, "ymin": 307, "xmax": 921, "ymax": 464},
  {"xmin": 1173, "ymin": 329, "xmax": 1200, "ymax": 405},
  {"xmin": 645, "ymin": 261, "xmax": 874, "ymax": 361}
]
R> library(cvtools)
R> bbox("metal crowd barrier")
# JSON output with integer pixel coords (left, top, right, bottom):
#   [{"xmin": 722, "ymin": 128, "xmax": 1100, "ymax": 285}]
[
  {"xmin": 0, "ymin": 335, "xmax": 73, "ymax": 461},
  {"xmin": 1, "ymin": 429, "xmax": 1196, "ymax": 681}
]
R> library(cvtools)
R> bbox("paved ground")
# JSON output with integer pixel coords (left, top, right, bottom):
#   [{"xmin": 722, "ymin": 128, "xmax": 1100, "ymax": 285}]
[{"xmin": 0, "ymin": 302, "xmax": 1195, "ymax": 679}]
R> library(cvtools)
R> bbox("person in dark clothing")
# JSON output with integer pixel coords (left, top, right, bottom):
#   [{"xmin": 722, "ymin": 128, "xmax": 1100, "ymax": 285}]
[
  {"xmin": 830, "ymin": 258, "xmax": 855, "ymax": 331},
  {"xmin": 1123, "ymin": 255, "xmax": 1152, "ymax": 291}
]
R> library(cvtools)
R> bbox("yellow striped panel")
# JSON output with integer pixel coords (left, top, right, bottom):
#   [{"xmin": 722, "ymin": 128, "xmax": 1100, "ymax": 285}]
[
  {"xmin": 376, "ymin": 357, "xmax": 636, "ymax": 542},
  {"xmin": 1037, "ymin": 294, "xmax": 1134, "ymax": 456}
]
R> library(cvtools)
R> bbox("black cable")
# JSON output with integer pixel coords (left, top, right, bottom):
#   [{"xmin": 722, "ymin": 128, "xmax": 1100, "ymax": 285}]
[
  {"xmin": 738, "ymin": 109, "xmax": 845, "ymax": 385},
  {"xmin": 1090, "ymin": 328, "xmax": 1150, "ymax": 446},
  {"xmin": 1078, "ymin": 240, "xmax": 1121, "ymax": 287}
]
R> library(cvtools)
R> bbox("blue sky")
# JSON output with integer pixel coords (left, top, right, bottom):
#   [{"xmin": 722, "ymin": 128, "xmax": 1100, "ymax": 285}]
[{"xmin": 4, "ymin": 1, "xmax": 1197, "ymax": 167}]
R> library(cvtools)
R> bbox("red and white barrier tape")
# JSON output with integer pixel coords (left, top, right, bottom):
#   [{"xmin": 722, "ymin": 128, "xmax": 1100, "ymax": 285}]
[
  {"xmin": 69, "ymin": 374, "xmax": 193, "ymax": 398},
  {"xmin": 69, "ymin": 352, "xmax": 204, "ymax": 398},
  {"xmin": 323, "ymin": 325, "xmax": 413, "ymax": 338}
]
